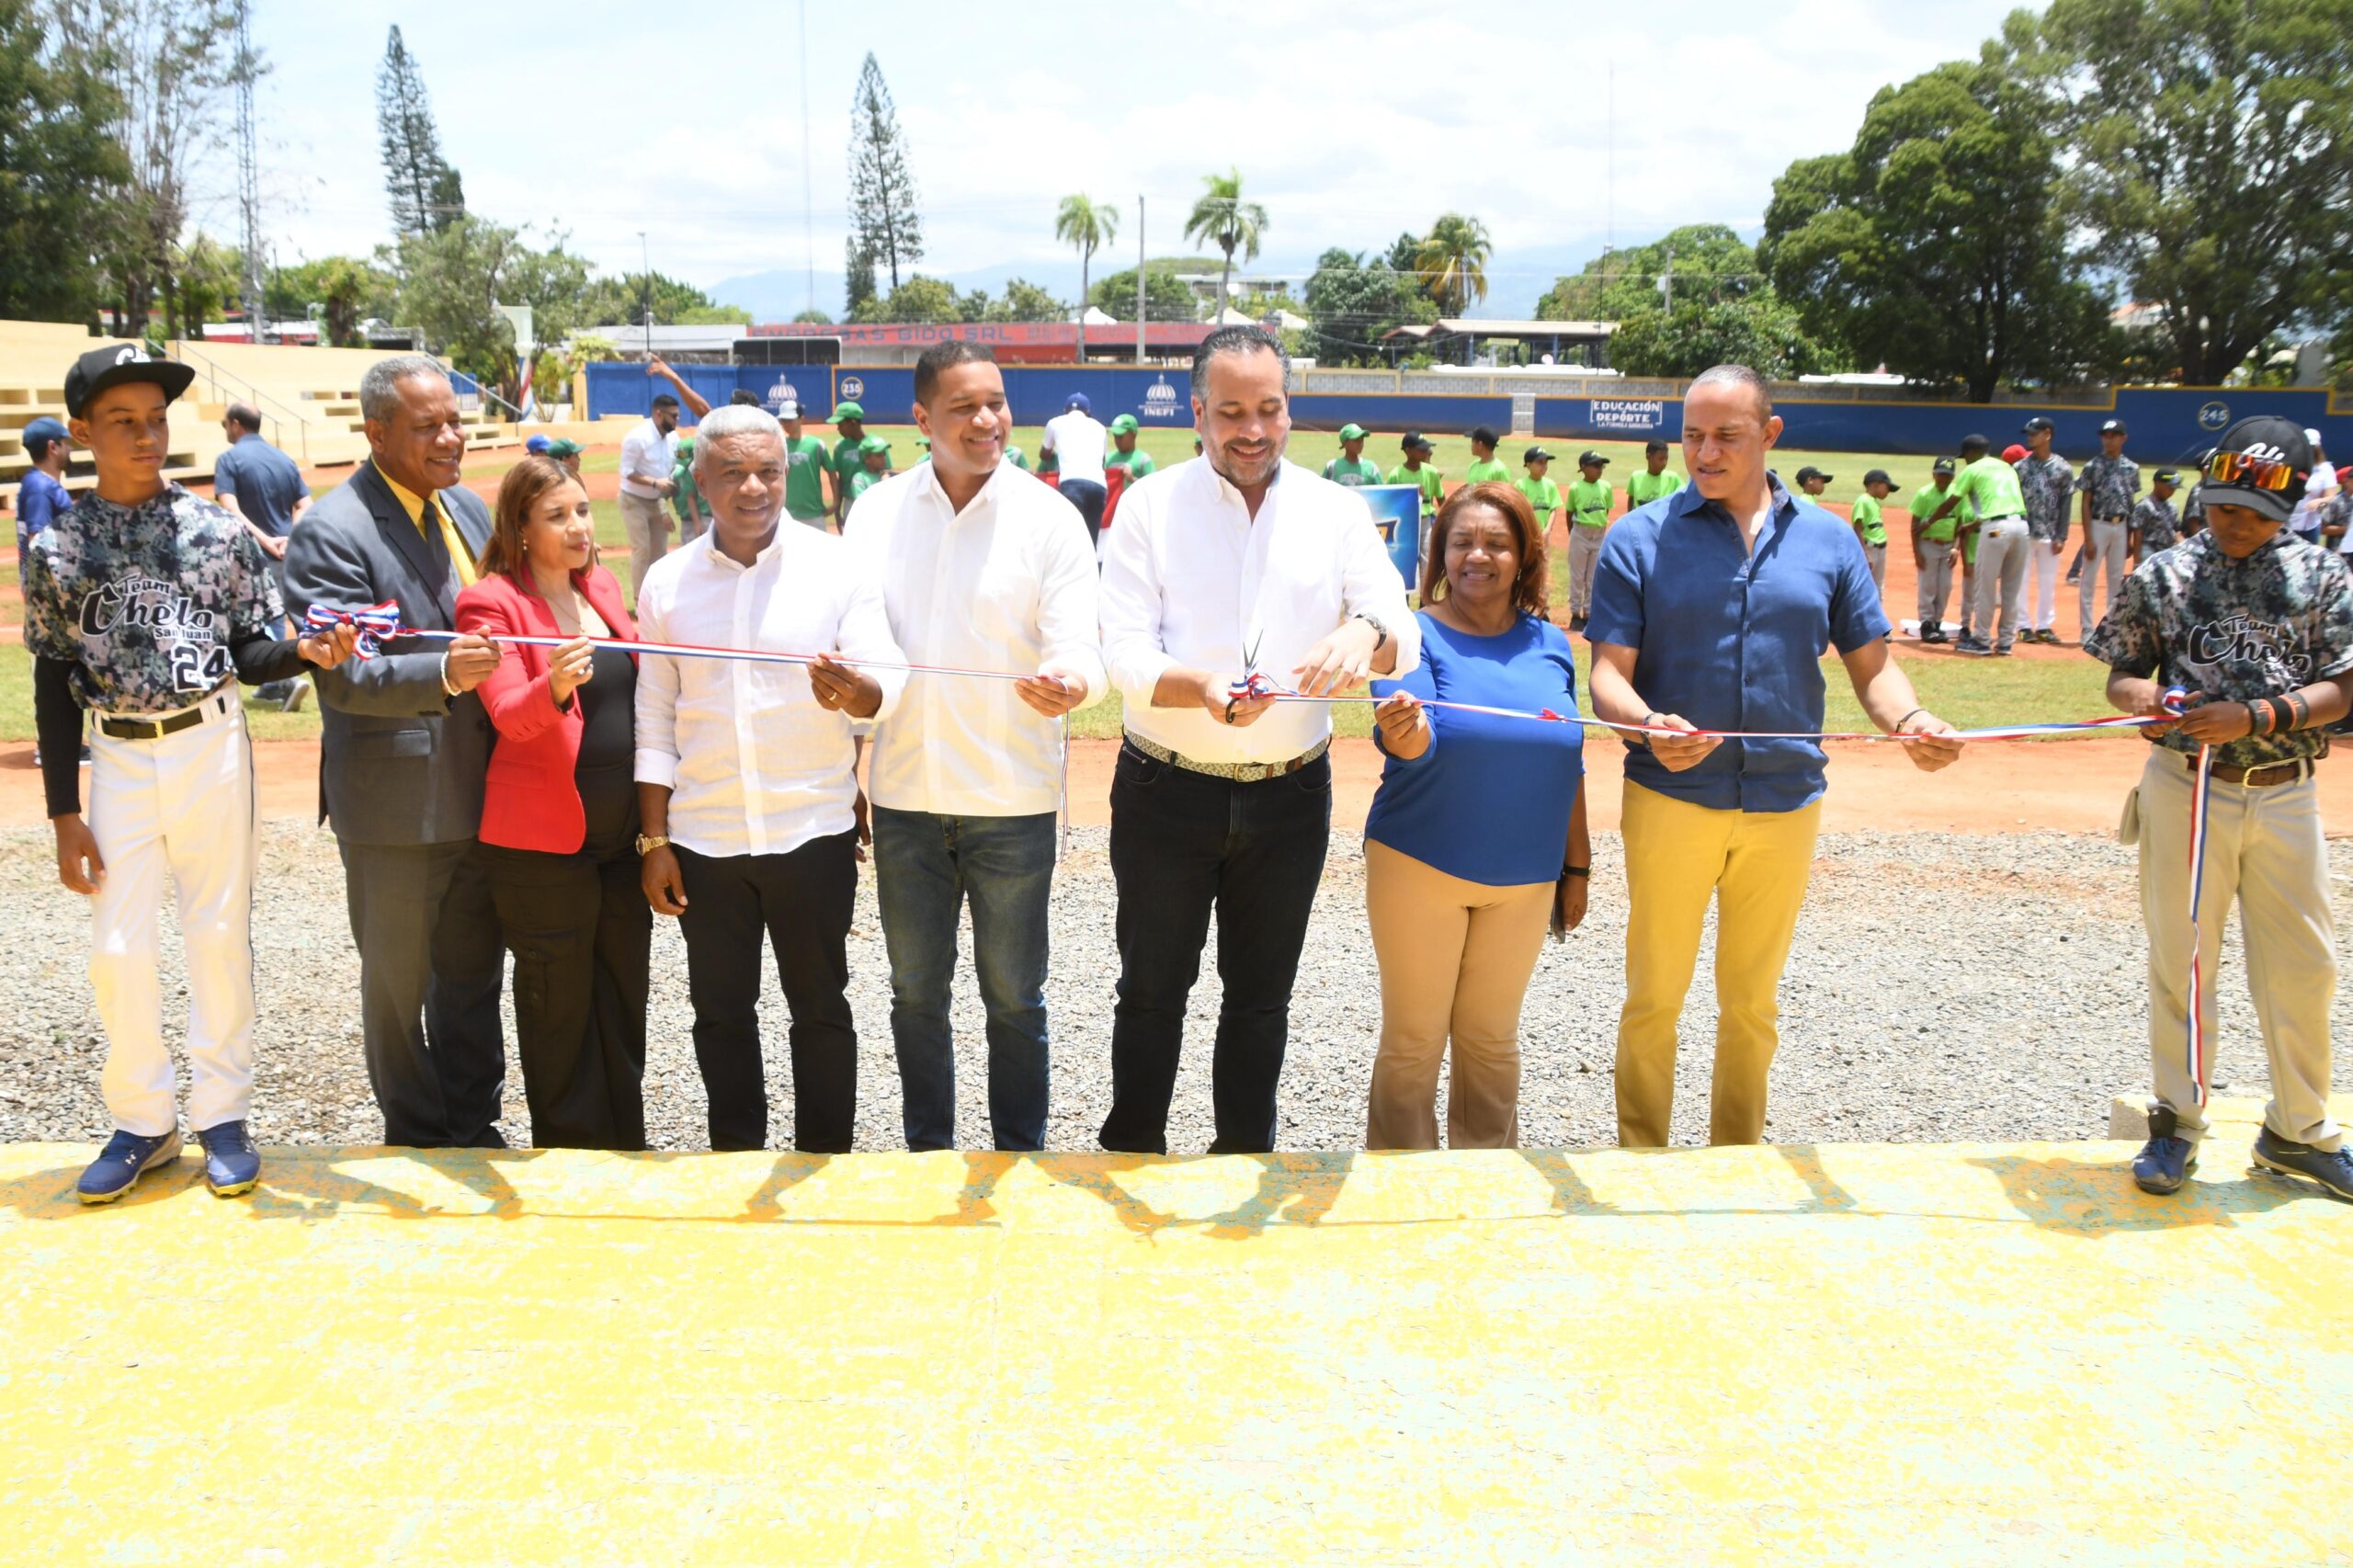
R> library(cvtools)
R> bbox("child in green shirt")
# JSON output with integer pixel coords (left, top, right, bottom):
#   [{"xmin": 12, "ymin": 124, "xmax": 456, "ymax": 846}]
[
  {"xmin": 1515, "ymin": 447, "xmax": 1563, "ymax": 532},
  {"xmin": 1564, "ymin": 450, "xmax": 1613, "ymax": 627},
  {"xmin": 1910, "ymin": 460, "xmax": 1962, "ymax": 644},
  {"xmin": 1626, "ymin": 438, "xmax": 1683, "ymax": 508},
  {"xmin": 1386, "ymin": 432, "xmax": 1443, "ymax": 525},
  {"xmin": 1852, "ymin": 468, "xmax": 1893, "ymax": 595},
  {"xmin": 1464, "ymin": 425, "xmax": 1510, "ymax": 485}
]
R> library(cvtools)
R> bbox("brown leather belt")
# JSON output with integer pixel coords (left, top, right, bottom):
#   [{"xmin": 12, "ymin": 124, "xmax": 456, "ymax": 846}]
[
  {"xmin": 96, "ymin": 685, "xmax": 236, "ymax": 742},
  {"xmin": 2183, "ymin": 748, "xmax": 2320, "ymax": 788}
]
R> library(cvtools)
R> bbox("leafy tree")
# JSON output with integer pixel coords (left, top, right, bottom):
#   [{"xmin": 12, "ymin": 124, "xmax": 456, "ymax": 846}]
[
  {"xmin": 0, "ymin": 0, "xmax": 124, "ymax": 320},
  {"xmin": 50, "ymin": 0, "xmax": 242, "ymax": 339},
  {"xmin": 1089, "ymin": 260, "xmax": 1200, "ymax": 322},
  {"xmin": 374, "ymin": 24, "xmax": 462, "ymax": 236},
  {"xmin": 1055, "ymin": 194, "xmax": 1118, "ymax": 357},
  {"xmin": 577, "ymin": 269, "xmax": 733, "ymax": 327},
  {"xmin": 1301, "ymin": 247, "xmax": 1430, "ymax": 366},
  {"xmin": 1538, "ymin": 223, "xmax": 1762, "ymax": 322},
  {"xmin": 2036, "ymin": 0, "xmax": 2353, "ymax": 384},
  {"xmin": 847, "ymin": 52, "xmax": 922, "ymax": 290},
  {"xmin": 986, "ymin": 278, "xmax": 1063, "ymax": 323},
  {"xmin": 1608, "ymin": 297, "xmax": 1828, "ymax": 380},
  {"xmin": 878, "ymin": 274, "xmax": 961, "ymax": 324},
  {"xmin": 171, "ymin": 230, "xmax": 239, "ymax": 328},
  {"xmin": 1759, "ymin": 56, "xmax": 2113, "ymax": 398},
  {"xmin": 387, "ymin": 216, "xmax": 587, "ymax": 403},
  {"xmin": 1414, "ymin": 213, "xmax": 1493, "ymax": 318},
  {"xmin": 676, "ymin": 302, "xmax": 751, "ymax": 325},
  {"xmin": 844, "ymin": 234, "xmax": 877, "ymax": 320},
  {"xmin": 266, "ymin": 255, "xmax": 395, "ymax": 346},
  {"xmin": 791, "ymin": 306, "xmax": 834, "ymax": 325},
  {"xmin": 1183, "ymin": 167, "xmax": 1267, "ymax": 316},
  {"xmin": 1384, "ymin": 232, "xmax": 1422, "ymax": 276}
]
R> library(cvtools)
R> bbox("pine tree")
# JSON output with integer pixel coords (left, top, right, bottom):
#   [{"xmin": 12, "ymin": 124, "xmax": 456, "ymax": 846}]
[
  {"xmin": 847, "ymin": 53, "xmax": 922, "ymax": 291},
  {"xmin": 844, "ymin": 235, "xmax": 877, "ymax": 321},
  {"xmin": 376, "ymin": 26, "xmax": 462, "ymax": 236}
]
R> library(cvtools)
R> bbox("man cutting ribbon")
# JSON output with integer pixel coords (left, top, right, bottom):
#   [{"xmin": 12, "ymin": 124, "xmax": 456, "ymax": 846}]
[
  {"xmin": 1584, "ymin": 363, "xmax": 1962, "ymax": 1149},
  {"xmin": 2087, "ymin": 416, "xmax": 2353, "ymax": 1202}
]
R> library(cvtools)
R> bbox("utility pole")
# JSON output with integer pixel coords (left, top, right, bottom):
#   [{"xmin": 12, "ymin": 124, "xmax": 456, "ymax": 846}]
[
  {"xmin": 639, "ymin": 231, "xmax": 652, "ymax": 357},
  {"xmin": 1661, "ymin": 243, "xmax": 1674, "ymax": 313},
  {"xmin": 799, "ymin": 0, "xmax": 814, "ymax": 319},
  {"xmin": 1135, "ymin": 195, "xmax": 1146, "ymax": 365},
  {"xmin": 233, "ymin": 0, "xmax": 266, "ymax": 344}
]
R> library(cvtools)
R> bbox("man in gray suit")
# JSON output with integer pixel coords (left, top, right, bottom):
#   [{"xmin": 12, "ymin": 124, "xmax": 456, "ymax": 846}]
[{"xmin": 283, "ymin": 355, "xmax": 509, "ymax": 1147}]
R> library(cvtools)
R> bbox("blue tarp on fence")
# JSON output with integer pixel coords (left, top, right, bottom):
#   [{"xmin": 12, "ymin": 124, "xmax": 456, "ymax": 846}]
[{"xmin": 583, "ymin": 363, "xmax": 2350, "ymax": 463}]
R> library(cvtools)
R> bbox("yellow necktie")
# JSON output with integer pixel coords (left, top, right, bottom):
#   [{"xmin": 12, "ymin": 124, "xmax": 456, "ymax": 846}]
[{"xmin": 424, "ymin": 494, "xmax": 478, "ymax": 588}]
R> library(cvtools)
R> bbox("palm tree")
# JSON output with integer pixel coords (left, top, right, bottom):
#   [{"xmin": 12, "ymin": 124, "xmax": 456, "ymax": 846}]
[
  {"xmin": 1184, "ymin": 167, "xmax": 1269, "ymax": 323},
  {"xmin": 1054, "ymin": 195, "xmax": 1119, "ymax": 361},
  {"xmin": 1415, "ymin": 212, "xmax": 1494, "ymax": 320}
]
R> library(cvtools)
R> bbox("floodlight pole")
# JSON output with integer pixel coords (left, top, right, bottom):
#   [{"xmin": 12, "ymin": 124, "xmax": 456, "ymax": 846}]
[
  {"xmin": 1136, "ymin": 195, "xmax": 1146, "ymax": 365},
  {"xmin": 639, "ymin": 231, "xmax": 652, "ymax": 358}
]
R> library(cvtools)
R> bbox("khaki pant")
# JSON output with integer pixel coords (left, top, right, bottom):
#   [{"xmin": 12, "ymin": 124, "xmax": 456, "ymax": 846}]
[
  {"xmin": 620, "ymin": 491, "xmax": 672, "ymax": 604},
  {"xmin": 2079, "ymin": 518, "xmax": 2128, "ymax": 641},
  {"xmin": 1567, "ymin": 525, "xmax": 1605, "ymax": 619},
  {"xmin": 1972, "ymin": 517, "xmax": 2030, "ymax": 651},
  {"xmin": 1916, "ymin": 539, "xmax": 1955, "ymax": 631},
  {"xmin": 1958, "ymin": 547, "xmax": 1980, "ymax": 640},
  {"xmin": 2133, "ymin": 749, "xmax": 2341, "ymax": 1151},
  {"xmin": 1863, "ymin": 541, "xmax": 1886, "ymax": 595},
  {"xmin": 1364, "ymin": 839, "xmax": 1553, "ymax": 1150},
  {"xmin": 1617, "ymin": 781, "xmax": 1822, "ymax": 1147}
]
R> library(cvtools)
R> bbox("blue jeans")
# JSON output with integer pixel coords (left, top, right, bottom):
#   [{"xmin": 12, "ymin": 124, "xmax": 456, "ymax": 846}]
[
  {"xmin": 1099, "ymin": 741, "xmax": 1333, "ymax": 1154},
  {"xmin": 871, "ymin": 807, "xmax": 1058, "ymax": 1151}
]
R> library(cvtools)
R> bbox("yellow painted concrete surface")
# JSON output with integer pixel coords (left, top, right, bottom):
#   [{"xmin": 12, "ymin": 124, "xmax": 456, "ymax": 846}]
[{"xmin": 2, "ymin": 1141, "xmax": 2349, "ymax": 1565}]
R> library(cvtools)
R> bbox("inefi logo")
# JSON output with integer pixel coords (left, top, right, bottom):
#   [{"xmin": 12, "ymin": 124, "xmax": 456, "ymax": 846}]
[
  {"xmin": 839, "ymin": 375, "xmax": 867, "ymax": 401},
  {"xmin": 766, "ymin": 377, "xmax": 800, "ymax": 410},
  {"xmin": 1141, "ymin": 376, "xmax": 1181, "ymax": 420},
  {"xmin": 2198, "ymin": 401, "xmax": 2231, "ymax": 430}
]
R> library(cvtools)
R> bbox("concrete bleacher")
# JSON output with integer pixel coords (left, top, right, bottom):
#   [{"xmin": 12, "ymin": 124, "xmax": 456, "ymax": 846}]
[{"xmin": 0, "ymin": 321, "xmax": 515, "ymax": 506}]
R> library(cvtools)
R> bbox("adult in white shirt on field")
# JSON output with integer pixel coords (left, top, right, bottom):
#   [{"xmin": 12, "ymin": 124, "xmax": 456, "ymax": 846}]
[
  {"xmin": 1097, "ymin": 324, "xmax": 1420, "ymax": 1154},
  {"xmin": 849, "ymin": 343, "xmax": 1106, "ymax": 1152},
  {"xmin": 618, "ymin": 392, "xmax": 682, "ymax": 600},
  {"xmin": 632, "ymin": 403, "xmax": 907, "ymax": 1153},
  {"xmin": 1040, "ymin": 391, "xmax": 1110, "ymax": 546}
]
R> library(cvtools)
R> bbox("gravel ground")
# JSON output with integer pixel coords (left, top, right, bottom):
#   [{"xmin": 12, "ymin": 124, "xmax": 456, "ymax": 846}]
[{"xmin": 4, "ymin": 824, "xmax": 2349, "ymax": 1152}]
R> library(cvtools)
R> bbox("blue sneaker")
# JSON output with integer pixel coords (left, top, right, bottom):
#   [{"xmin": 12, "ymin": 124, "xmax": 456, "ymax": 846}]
[
  {"xmin": 2253, "ymin": 1127, "xmax": 2353, "ymax": 1202},
  {"xmin": 76, "ymin": 1129, "xmax": 181, "ymax": 1204},
  {"xmin": 197, "ymin": 1120, "xmax": 261, "ymax": 1198},
  {"xmin": 2131, "ymin": 1106, "xmax": 2197, "ymax": 1196}
]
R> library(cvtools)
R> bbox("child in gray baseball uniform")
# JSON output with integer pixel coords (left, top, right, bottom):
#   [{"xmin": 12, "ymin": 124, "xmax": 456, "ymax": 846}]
[
  {"xmin": 2086, "ymin": 417, "xmax": 2353, "ymax": 1202},
  {"xmin": 22, "ymin": 347, "xmax": 355, "ymax": 1204}
]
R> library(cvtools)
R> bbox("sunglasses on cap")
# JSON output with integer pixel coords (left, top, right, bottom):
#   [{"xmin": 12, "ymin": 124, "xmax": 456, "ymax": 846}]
[{"xmin": 2203, "ymin": 449, "xmax": 2302, "ymax": 492}]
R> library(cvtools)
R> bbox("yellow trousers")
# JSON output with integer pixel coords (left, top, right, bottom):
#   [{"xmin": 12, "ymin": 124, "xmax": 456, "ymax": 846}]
[{"xmin": 1616, "ymin": 780, "xmax": 1823, "ymax": 1147}]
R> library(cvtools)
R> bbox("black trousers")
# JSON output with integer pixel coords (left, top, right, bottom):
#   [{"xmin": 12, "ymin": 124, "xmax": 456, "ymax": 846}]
[
  {"xmin": 675, "ymin": 833, "xmax": 860, "ymax": 1153},
  {"xmin": 480, "ymin": 837, "xmax": 652, "ymax": 1151},
  {"xmin": 337, "ymin": 837, "xmax": 507, "ymax": 1148},
  {"xmin": 1099, "ymin": 743, "xmax": 1333, "ymax": 1154},
  {"xmin": 1057, "ymin": 479, "xmax": 1108, "ymax": 547}
]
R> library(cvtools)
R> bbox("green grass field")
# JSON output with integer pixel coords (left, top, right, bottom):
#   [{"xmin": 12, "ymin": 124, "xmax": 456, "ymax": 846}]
[{"xmin": 1, "ymin": 426, "xmax": 2105, "ymax": 745}]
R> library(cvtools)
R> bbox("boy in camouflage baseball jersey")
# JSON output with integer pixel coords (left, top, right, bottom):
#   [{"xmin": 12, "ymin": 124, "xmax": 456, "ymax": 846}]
[
  {"xmin": 2086, "ymin": 417, "xmax": 2353, "ymax": 1202},
  {"xmin": 2073, "ymin": 417, "xmax": 2140, "ymax": 642},
  {"xmin": 2131, "ymin": 468, "xmax": 2181, "ymax": 561},
  {"xmin": 23, "ymin": 346, "xmax": 357, "ymax": 1203},
  {"xmin": 2014, "ymin": 416, "xmax": 2074, "ymax": 643}
]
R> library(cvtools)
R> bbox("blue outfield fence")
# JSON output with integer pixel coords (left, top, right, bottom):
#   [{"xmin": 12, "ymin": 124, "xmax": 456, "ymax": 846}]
[{"xmin": 582, "ymin": 364, "xmax": 2352, "ymax": 463}]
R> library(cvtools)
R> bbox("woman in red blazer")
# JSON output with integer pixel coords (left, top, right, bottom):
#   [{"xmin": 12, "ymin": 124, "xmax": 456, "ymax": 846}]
[{"xmin": 457, "ymin": 455, "xmax": 648, "ymax": 1151}]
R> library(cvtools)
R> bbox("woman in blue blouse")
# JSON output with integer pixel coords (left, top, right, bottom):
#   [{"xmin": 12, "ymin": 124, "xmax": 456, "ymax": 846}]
[{"xmin": 1364, "ymin": 482, "xmax": 1590, "ymax": 1149}]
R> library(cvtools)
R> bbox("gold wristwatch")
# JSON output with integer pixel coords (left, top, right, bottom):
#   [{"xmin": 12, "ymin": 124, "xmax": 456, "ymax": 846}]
[{"xmin": 635, "ymin": 834, "xmax": 670, "ymax": 858}]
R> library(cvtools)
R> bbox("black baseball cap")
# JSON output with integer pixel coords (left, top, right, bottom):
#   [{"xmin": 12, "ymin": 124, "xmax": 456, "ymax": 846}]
[
  {"xmin": 1577, "ymin": 449, "xmax": 1608, "ymax": 467},
  {"xmin": 2200, "ymin": 416, "xmax": 2313, "ymax": 524},
  {"xmin": 1960, "ymin": 433, "xmax": 1990, "ymax": 454},
  {"xmin": 64, "ymin": 344, "xmax": 194, "ymax": 419},
  {"xmin": 1794, "ymin": 465, "xmax": 1832, "ymax": 483},
  {"xmin": 1523, "ymin": 446, "xmax": 1553, "ymax": 464},
  {"xmin": 2099, "ymin": 418, "xmax": 2127, "ymax": 436},
  {"xmin": 2020, "ymin": 416, "xmax": 2054, "ymax": 436},
  {"xmin": 1932, "ymin": 457, "xmax": 1957, "ymax": 475},
  {"xmin": 1863, "ymin": 468, "xmax": 1892, "ymax": 486},
  {"xmin": 1401, "ymin": 431, "xmax": 1432, "ymax": 451},
  {"xmin": 2153, "ymin": 467, "xmax": 2179, "ymax": 483},
  {"xmin": 1469, "ymin": 426, "xmax": 1499, "ymax": 447}
]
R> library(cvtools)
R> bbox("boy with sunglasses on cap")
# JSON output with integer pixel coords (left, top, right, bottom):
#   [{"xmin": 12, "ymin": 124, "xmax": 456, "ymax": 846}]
[
  {"xmin": 23, "ymin": 346, "xmax": 358, "ymax": 1203},
  {"xmin": 2086, "ymin": 418, "xmax": 2353, "ymax": 1202}
]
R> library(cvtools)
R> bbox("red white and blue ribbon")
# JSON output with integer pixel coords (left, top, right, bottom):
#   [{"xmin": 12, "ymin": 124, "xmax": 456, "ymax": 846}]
[
  {"xmin": 2163, "ymin": 687, "xmax": 2214, "ymax": 1109},
  {"xmin": 301, "ymin": 599, "xmax": 405, "ymax": 658}
]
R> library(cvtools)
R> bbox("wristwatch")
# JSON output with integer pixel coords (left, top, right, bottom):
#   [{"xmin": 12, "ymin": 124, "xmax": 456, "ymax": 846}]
[
  {"xmin": 634, "ymin": 833, "xmax": 670, "ymax": 858},
  {"xmin": 1353, "ymin": 612, "xmax": 1390, "ymax": 652}
]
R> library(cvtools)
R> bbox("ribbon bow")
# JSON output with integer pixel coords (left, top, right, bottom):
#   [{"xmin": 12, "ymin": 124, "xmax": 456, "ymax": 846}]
[
  {"xmin": 1227, "ymin": 672, "xmax": 1283, "ymax": 701},
  {"xmin": 304, "ymin": 600, "xmax": 405, "ymax": 659}
]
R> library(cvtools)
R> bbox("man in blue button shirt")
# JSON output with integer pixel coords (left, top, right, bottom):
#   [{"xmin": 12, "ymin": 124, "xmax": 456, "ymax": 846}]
[
  {"xmin": 1586, "ymin": 364, "xmax": 1963, "ymax": 1148},
  {"xmin": 210, "ymin": 403, "xmax": 313, "ymax": 703}
]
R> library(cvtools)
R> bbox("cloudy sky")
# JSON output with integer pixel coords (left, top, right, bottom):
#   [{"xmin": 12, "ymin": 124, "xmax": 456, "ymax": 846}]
[{"xmin": 221, "ymin": 0, "xmax": 2037, "ymax": 316}]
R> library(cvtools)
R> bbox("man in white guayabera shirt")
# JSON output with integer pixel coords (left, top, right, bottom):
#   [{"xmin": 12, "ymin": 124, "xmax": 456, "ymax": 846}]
[
  {"xmin": 848, "ymin": 342, "xmax": 1105, "ymax": 1152},
  {"xmin": 617, "ymin": 392, "xmax": 681, "ymax": 600},
  {"xmin": 632, "ymin": 403, "xmax": 907, "ymax": 1153},
  {"xmin": 1097, "ymin": 324, "xmax": 1419, "ymax": 1155}
]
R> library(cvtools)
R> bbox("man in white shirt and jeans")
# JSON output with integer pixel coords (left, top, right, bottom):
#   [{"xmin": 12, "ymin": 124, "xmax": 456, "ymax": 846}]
[
  {"xmin": 619, "ymin": 392, "xmax": 682, "ymax": 602},
  {"xmin": 1041, "ymin": 391, "xmax": 1110, "ymax": 546},
  {"xmin": 851, "ymin": 343, "xmax": 1106, "ymax": 1151},
  {"xmin": 632, "ymin": 403, "xmax": 908, "ymax": 1152},
  {"xmin": 1097, "ymin": 324, "xmax": 1419, "ymax": 1154}
]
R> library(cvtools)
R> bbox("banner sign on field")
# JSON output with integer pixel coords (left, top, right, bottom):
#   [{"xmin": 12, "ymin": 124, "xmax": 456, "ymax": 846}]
[
  {"xmin": 1361, "ymin": 484, "xmax": 1425, "ymax": 589},
  {"xmin": 1589, "ymin": 398, "xmax": 1666, "ymax": 433}
]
